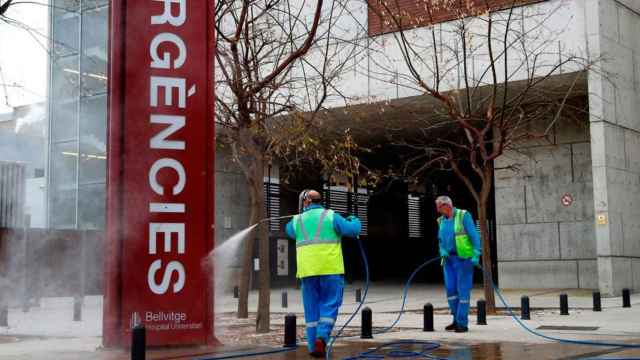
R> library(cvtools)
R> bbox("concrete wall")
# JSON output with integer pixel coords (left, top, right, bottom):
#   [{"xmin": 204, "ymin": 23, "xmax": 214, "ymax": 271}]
[
  {"xmin": 215, "ymin": 146, "xmax": 251, "ymax": 247},
  {"xmin": 214, "ymin": 146, "xmax": 251, "ymax": 291},
  {"xmin": 586, "ymin": 0, "xmax": 640, "ymax": 296},
  {"xmin": 314, "ymin": 0, "xmax": 589, "ymax": 109},
  {"xmin": 495, "ymin": 118, "xmax": 596, "ymax": 289}
]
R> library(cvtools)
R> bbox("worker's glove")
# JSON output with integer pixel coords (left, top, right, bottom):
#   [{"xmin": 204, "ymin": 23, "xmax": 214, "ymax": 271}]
[
  {"xmin": 471, "ymin": 256, "xmax": 480, "ymax": 268},
  {"xmin": 439, "ymin": 248, "xmax": 449, "ymax": 266}
]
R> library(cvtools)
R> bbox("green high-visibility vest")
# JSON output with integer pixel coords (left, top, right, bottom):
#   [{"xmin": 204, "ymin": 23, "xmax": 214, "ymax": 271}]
[
  {"xmin": 438, "ymin": 208, "xmax": 474, "ymax": 259},
  {"xmin": 292, "ymin": 208, "xmax": 344, "ymax": 278}
]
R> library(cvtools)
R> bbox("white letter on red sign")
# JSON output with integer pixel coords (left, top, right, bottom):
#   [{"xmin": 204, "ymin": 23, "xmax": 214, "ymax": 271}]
[
  {"xmin": 149, "ymin": 222, "xmax": 185, "ymax": 254},
  {"xmin": 149, "ymin": 158, "xmax": 186, "ymax": 196},
  {"xmin": 151, "ymin": 0, "xmax": 186, "ymax": 27},
  {"xmin": 150, "ymin": 115, "xmax": 185, "ymax": 150},
  {"xmin": 150, "ymin": 33, "xmax": 187, "ymax": 69},
  {"xmin": 148, "ymin": 259, "xmax": 185, "ymax": 294},
  {"xmin": 150, "ymin": 76, "xmax": 186, "ymax": 108}
]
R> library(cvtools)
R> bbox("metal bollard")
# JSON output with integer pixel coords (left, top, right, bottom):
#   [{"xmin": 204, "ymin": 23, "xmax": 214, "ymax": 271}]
[
  {"xmin": 623, "ymin": 288, "xmax": 631, "ymax": 308},
  {"xmin": 355, "ymin": 288, "xmax": 362, "ymax": 303},
  {"xmin": 0, "ymin": 305, "xmax": 7, "ymax": 327},
  {"xmin": 281, "ymin": 291, "xmax": 288, "ymax": 308},
  {"xmin": 284, "ymin": 313, "xmax": 296, "ymax": 348},
  {"xmin": 560, "ymin": 293, "xmax": 569, "ymax": 315},
  {"xmin": 131, "ymin": 324, "xmax": 146, "ymax": 360},
  {"xmin": 361, "ymin": 307, "xmax": 373, "ymax": 339},
  {"xmin": 233, "ymin": 286, "xmax": 239, "ymax": 299},
  {"xmin": 477, "ymin": 300, "xmax": 487, "ymax": 325},
  {"xmin": 73, "ymin": 296, "xmax": 82, "ymax": 322},
  {"xmin": 521, "ymin": 296, "xmax": 530, "ymax": 320},
  {"xmin": 423, "ymin": 303, "xmax": 434, "ymax": 332},
  {"xmin": 593, "ymin": 291, "xmax": 602, "ymax": 312}
]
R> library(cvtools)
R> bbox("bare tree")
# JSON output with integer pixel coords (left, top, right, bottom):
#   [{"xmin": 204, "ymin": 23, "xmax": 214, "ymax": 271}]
[
  {"xmin": 369, "ymin": 0, "xmax": 596, "ymax": 312},
  {"xmin": 215, "ymin": 0, "xmax": 369, "ymax": 332}
]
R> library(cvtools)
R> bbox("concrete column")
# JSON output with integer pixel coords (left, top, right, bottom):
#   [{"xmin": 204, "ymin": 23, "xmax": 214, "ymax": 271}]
[{"xmin": 587, "ymin": 0, "xmax": 640, "ymax": 296}]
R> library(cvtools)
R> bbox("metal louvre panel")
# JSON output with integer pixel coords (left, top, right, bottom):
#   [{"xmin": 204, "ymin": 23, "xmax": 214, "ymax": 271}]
[
  {"xmin": 0, "ymin": 162, "xmax": 26, "ymax": 228},
  {"xmin": 408, "ymin": 194, "xmax": 422, "ymax": 239},
  {"xmin": 263, "ymin": 182, "xmax": 280, "ymax": 232},
  {"xmin": 323, "ymin": 186, "xmax": 369, "ymax": 237}
]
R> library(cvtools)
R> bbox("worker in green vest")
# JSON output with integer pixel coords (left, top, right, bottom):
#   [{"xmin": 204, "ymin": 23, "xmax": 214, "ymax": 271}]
[
  {"xmin": 286, "ymin": 189, "xmax": 362, "ymax": 357},
  {"xmin": 436, "ymin": 195, "xmax": 481, "ymax": 333}
]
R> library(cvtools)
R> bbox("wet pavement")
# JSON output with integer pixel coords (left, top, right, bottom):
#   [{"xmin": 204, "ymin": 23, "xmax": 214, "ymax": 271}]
[
  {"xmin": 184, "ymin": 341, "xmax": 640, "ymax": 360},
  {"xmin": 2, "ymin": 289, "xmax": 640, "ymax": 359},
  {"xmin": 2, "ymin": 336, "xmax": 639, "ymax": 360}
]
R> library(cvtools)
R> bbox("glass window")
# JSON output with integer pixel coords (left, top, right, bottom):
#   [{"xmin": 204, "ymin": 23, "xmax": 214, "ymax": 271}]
[
  {"xmin": 81, "ymin": 6, "xmax": 108, "ymax": 96},
  {"xmin": 78, "ymin": 183, "xmax": 105, "ymax": 229},
  {"xmin": 50, "ymin": 189, "xmax": 77, "ymax": 228},
  {"xmin": 51, "ymin": 55, "xmax": 80, "ymax": 102},
  {"xmin": 51, "ymin": 141, "xmax": 78, "ymax": 192},
  {"xmin": 54, "ymin": 0, "xmax": 81, "ymax": 11},
  {"xmin": 51, "ymin": 101, "xmax": 78, "ymax": 142},
  {"xmin": 52, "ymin": 11, "xmax": 79, "ymax": 58},
  {"xmin": 50, "ymin": 141, "xmax": 78, "ymax": 229},
  {"xmin": 79, "ymin": 95, "xmax": 107, "ymax": 184},
  {"xmin": 82, "ymin": 0, "xmax": 108, "ymax": 11}
]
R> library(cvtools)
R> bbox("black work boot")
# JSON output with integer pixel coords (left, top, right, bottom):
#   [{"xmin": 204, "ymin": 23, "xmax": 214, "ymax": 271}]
[
  {"xmin": 455, "ymin": 325, "xmax": 469, "ymax": 333},
  {"xmin": 445, "ymin": 322, "xmax": 457, "ymax": 331},
  {"xmin": 310, "ymin": 338, "xmax": 326, "ymax": 358}
]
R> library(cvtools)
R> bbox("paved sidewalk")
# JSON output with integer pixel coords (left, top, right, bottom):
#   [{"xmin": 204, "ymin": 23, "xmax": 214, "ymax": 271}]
[{"xmin": 0, "ymin": 284, "xmax": 638, "ymax": 359}]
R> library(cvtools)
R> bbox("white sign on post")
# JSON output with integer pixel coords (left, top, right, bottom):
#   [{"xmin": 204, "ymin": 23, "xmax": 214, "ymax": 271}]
[{"xmin": 277, "ymin": 239, "xmax": 289, "ymax": 276}]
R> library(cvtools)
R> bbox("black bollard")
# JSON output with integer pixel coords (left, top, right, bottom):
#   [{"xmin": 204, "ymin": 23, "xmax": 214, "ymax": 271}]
[
  {"xmin": 593, "ymin": 291, "xmax": 602, "ymax": 312},
  {"xmin": 73, "ymin": 296, "xmax": 82, "ymax": 322},
  {"xmin": 361, "ymin": 307, "xmax": 373, "ymax": 339},
  {"xmin": 0, "ymin": 305, "xmax": 7, "ymax": 327},
  {"xmin": 131, "ymin": 324, "xmax": 146, "ymax": 360},
  {"xmin": 560, "ymin": 293, "xmax": 569, "ymax": 315},
  {"xmin": 622, "ymin": 288, "xmax": 631, "ymax": 308},
  {"xmin": 521, "ymin": 296, "xmax": 530, "ymax": 320},
  {"xmin": 477, "ymin": 300, "xmax": 487, "ymax": 325},
  {"xmin": 423, "ymin": 303, "xmax": 434, "ymax": 332},
  {"xmin": 233, "ymin": 286, "xmax": 239, "ymax": 299},
  {"xmin": 284, "ymin": 313, "xmax": 296, "ymax": 348},
  {"xmin": 356, "ymin": 288, "xmax": 362, "ymax": 303},
  {"xmin": 281, "ymin": 291, "xmax": 288, "ymax": 308}
]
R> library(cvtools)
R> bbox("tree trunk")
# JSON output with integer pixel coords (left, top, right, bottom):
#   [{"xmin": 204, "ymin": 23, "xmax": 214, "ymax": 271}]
[
  {"xmin": 236, "ymin": 149, "xmax": 271, "ymax": 333},
  {"xmin": 251, "ymin": 158, "xmax": 271, "ymax": 333},
  {"xmin": 236, "ymin": 156, "xmax": 258, "ymax": 319},
  {"xmin": 478, "ymin": 166, "xmax": 496, "ymax": 314}
]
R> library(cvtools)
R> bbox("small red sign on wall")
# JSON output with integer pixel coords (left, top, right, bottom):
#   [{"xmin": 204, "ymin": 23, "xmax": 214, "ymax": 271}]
[
  {"xmin": 104, "ymin": 0, "xmax": 215, "ymax": 347},
  {"xmin": 561, "ymin": 194, "xmax": 573, "ymax": 207}
]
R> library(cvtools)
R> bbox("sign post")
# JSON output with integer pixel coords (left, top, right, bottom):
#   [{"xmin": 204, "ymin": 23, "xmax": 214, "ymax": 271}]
[{"xmin": 104, "ymin": 0, "xmax": 215, "ymax": 347}]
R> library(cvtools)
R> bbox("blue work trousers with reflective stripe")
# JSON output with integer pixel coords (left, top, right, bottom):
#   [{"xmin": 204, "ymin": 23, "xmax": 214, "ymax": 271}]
[
  {"xmin": 301, "ymin": 274, "xmax": 344, "ymax": 352},
  {"xmin": 444, "ymin": 255, "xmax": 474, "ymax": 327}
]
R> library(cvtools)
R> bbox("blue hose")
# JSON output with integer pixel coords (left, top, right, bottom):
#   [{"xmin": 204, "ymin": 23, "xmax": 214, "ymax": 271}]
[
  {"xmin": 375, "ymin": 256, "xmax": 441, "ymax": 334},
  {"xmin": 482, "ymin": 266, "xmax": 640, "ymax": 349},
  {"xmin": 201, "ymin": 245, "xmax": 639, "ymax": 360},
  {"xmin": 325, "ymin": 237, "xmax": 372, "ymax": 359},
  {"xmin": 341, "ymin": 340, "xmax": 445, "ymax": 360}
]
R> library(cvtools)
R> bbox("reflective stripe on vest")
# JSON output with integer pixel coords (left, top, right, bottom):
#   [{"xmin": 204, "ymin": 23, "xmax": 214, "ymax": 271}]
[{"xmin": 293, "ymin": 208, "xmax": 344, "ymax": 278}]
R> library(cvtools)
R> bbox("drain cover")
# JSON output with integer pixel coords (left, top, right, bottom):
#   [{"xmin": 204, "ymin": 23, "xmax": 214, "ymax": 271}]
[{"xmin": 537, "ymin": 325, "xmax": 599, "ymax": 331}]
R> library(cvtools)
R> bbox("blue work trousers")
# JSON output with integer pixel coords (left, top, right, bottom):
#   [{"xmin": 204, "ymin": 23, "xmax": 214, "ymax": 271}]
[
  {"xmin": 301, "ymin": 274, "xmax": 344, "ymax": 352},
  {"xmin": 443, "ymin": 255, "xmax": 474, "ymax": 327}
]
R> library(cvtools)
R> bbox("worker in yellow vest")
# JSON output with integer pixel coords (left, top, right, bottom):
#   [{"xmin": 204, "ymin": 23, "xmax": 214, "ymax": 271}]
[
  {"xmin": 435, "ymin": 195, "xmax": 481, "ymax": 333},
  {"xmin": 286, "ymin": 189, "xmax": 362, "ymax": 357}
]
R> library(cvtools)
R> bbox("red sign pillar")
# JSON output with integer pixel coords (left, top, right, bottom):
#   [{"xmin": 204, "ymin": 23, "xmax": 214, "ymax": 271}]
[{"xmin": 104, "ymin": 0, "xmax": 215, "ymax": 347}]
